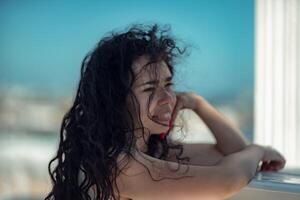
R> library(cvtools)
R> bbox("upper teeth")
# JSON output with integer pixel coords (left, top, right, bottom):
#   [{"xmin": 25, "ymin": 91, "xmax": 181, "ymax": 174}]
[{"xmin": 164, "ymin": 113, "xmax": 171, "ymax": 118}]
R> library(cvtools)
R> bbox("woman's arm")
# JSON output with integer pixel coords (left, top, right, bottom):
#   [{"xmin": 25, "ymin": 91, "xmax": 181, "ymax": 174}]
[
  {"xmin": 170, "ymin": 92, "xmax": 286, "ymax": 174},
  {"xmin": 218, "ymin": 144, "xmax": 264, "ymax": 176},
  {"xmin": 167, "ymin": 143, "xmax": 225, "ymax": 166},
  {"xmin": 116, "ymin": 144, "xmax": 265, "ymax": 200},
  {"xmin": 171, "ymin": 92, "xmax": 249, "ymax": 156},
  {"xmin": 193, "ymin": 96, "xmax": 249, "ymax": 156}
]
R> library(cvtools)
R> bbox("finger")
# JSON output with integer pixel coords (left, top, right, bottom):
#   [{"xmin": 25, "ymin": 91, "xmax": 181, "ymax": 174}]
[
  {"xmin": 264, "ymin": 165, "xmax": 271, "ymax": 171},
  {"xmin": 261, "ymin": 161, "xmax": 279, "ymax": 171},
  {"xmin": 274, "ymin": 163, "xmax": 285, "ymax": 170},
  {"xmin": 170, "ymin": 99, "xmax": 183, "ymax": 124},
  {"xmin": 269, "ymin": 160, "xmax": 285, "ymax": 169},
  {"xmin": 264, "ymin": 161, "xmax": 285, "ymax": 171},
  {"xmin": 264, "ymin": 165, "xmax": 276, "ymax": 171},
  {"xmin": 261, "ymin": 161, "xmax": 269, "ymax": 170},
  {"xmin": 170, "ymin": 103, "xmax": 179, "ymax": 124}
]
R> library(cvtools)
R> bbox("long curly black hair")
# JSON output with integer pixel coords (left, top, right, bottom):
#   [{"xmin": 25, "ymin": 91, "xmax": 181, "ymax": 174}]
[{"xmin": 45, "ymin": 23, "xmax": 190, "ymax": 200}]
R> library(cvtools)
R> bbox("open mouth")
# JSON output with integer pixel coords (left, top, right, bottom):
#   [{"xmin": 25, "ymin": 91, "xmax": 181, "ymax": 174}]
[{"xmin": 153, "ymin": 112, "xmax": 171, "ymax": 122}]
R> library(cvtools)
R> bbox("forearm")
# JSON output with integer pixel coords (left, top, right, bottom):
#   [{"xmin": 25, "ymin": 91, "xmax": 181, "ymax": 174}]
[
  {"xmin": 217, "ymin": 144, "xmax": 264, "ymax": 191},
  {"xmin": 194, "ymin": 96, "xmax": 249, "ymax": 156}
]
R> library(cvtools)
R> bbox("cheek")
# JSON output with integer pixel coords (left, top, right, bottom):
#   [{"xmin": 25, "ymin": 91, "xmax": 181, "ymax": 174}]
[
  {"xmin": 149, "ymin": 91, "xmax": 177, "ymax": 113},
  {"xmin": 138, "ymin": 90, "xmax": 176, "ymax": 122},
  {"xmin": 127, "ymin": 92, "xmax": 149, "ymax": 123},
  {"xmin": 140, "ymin": 96, "xmax": 159, "ymax": 123},
  {"xmin": 137, "ymin": 94, "xmax": 152, "ymax": 120},
  {"xmin": 140, "ymin": 104, "xmax": 149, "ymax": 120}
]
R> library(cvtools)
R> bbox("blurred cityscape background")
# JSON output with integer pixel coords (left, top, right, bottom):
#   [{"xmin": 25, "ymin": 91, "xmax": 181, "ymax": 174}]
[{"xmin": 0, "ymin": 0, "xmax": 255, "ymax": 199}]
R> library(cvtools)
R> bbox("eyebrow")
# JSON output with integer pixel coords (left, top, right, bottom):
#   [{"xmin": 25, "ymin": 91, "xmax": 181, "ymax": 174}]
[{"xmin": 137, "ymin": 76, "xmax": 173, "ymax": 87}]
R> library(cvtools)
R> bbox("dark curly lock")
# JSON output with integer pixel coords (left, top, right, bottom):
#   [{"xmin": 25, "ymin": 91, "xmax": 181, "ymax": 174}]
[{"xmin": 45, "ymin": 23, "xmax": 190, "ymax": 200}]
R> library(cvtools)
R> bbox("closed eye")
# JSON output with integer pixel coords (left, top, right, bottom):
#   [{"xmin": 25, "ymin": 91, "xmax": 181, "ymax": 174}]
[
  {"xmin": 143, "ymin": 82, "xmax": 174, "ymax": 92},
  {"xmin": 143, "ymin": 87, "xmax": 155, "ymax": 92},
  {"xmin": 165, "ymin": 82, "xmax": 174, "ymax": 87}
]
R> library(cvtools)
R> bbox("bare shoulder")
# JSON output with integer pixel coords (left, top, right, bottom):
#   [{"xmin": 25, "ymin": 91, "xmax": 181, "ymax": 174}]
[
  {"xmin": 115, "ymin": 150, "xmax": 193, "ymax": 187},
  {"xmin": 114, "ymin": 150, "xmax": 235, "ymax": 200},
  {"xmin": 166, "ymin": 142, "xmax": 224, "ymax": 166},
  {"xmin": 115, "ymin": 151, "xmax": 193, "ymax": 200}
]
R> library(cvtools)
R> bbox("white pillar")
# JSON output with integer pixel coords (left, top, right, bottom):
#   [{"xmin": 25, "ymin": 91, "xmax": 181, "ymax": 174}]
[{"xmin": 255, "ymin": 0, "xmax": 300, "ymax": 168}]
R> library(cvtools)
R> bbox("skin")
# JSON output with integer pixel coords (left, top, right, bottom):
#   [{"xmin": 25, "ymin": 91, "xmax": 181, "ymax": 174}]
[
  {"xmin": 115, "ymin": 55, "xmax": 286, "ymax": 199},
  {"xmin": 128, "ymin": 55, "xmax": 286, "ymax": 171},
  {"xmin": 130, "ymin": 55, "xmax": 177, "ymax": 152}
]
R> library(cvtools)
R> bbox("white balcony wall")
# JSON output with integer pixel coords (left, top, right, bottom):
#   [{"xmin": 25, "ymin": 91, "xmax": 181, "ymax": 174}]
[{"xmin": 255, "ymin": 0, "xmax": 300, "ymax": 168}]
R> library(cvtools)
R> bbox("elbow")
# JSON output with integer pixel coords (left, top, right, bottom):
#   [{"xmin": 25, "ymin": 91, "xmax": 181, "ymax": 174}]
[{"xmin": 223, "ymin": 171, "xmax": 251, "ymax": 199}]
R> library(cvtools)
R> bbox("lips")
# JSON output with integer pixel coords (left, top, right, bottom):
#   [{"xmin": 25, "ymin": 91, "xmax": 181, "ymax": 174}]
[
  {"xmin": 154, "ymin": 112, "xmax": 172, "ymax": 122},
  {"xmin": 153, "ymin": 106, "xmax": 173, "ymax": 122},
  {"xmin": 152, "ymin": 104, "xmax": 174, "ymax": 123}
]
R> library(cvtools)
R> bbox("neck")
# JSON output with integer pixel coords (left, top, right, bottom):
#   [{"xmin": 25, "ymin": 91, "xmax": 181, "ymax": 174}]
[{"xmin": 134, "ymin": 130, "xmax": 151, "ymax": 153}]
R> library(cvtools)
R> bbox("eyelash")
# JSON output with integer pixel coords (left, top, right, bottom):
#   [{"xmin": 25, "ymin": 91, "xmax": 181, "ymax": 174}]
[{"xmin": 143, "ymin": 83, "xmax": 174, "ymax": 92}]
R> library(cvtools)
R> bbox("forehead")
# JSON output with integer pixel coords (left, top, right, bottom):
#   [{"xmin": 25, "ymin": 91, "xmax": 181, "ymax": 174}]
[{"xmin": 132, "ymin": 55, "xmax": 171, "ymax": 84}]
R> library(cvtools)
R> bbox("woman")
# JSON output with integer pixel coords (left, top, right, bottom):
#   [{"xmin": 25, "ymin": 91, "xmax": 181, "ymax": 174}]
[{"xmin": 45, "ymin": 24, "xmax": 286, "ymax": 200}]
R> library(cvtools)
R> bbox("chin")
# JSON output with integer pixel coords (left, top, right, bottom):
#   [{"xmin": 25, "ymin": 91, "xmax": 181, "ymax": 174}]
[{"xmin": 150, "ymin": 123, "xmax": 170, "ymax": 134}]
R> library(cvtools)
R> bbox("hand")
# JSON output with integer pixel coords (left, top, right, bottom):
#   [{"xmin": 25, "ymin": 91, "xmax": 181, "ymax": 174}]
[
  {"xmin": 259, "ymin": 145, "xmax": 286, "ymax": 172},
  {"xmin": 170, "ymin": 92, "xmax": 202, "ymax": 124}
]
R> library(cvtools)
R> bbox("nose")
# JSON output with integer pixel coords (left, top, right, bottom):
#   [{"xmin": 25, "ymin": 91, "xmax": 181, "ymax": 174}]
[{"xmin": 157, "ymin": 87, "xmax": 175, "ymax": 106}]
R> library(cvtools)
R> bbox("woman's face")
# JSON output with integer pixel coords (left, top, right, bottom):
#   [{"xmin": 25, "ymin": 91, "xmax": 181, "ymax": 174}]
[{"xmin": 130, "ymin": 55, "xmax": 177, "ymax": 135}]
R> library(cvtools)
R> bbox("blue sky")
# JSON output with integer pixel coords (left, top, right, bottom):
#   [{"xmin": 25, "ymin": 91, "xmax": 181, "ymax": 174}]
[{"xmin": 0, "ymin": 0, "xmax": 254, "ymax": 99}]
